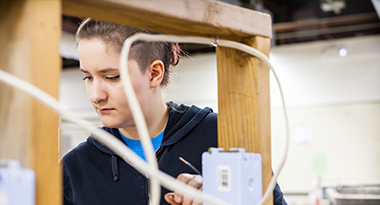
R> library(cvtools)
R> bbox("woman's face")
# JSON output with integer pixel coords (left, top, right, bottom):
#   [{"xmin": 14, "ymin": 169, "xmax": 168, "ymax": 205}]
[{"xmin": 77, "ymin": 38, "xmax": 152, "ymax": 128}]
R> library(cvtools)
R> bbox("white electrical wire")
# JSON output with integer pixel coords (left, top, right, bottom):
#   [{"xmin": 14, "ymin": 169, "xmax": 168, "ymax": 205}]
[
  {"xmin": 120, "ymin": 33, "xmax": 289, "ymax": 205},
  {"xmin": 0, "ymin": 69, "xmax": 230, "ymax": 205},
  {"xmin": 118, "ymin": 40, "xmax": 160, "ymax": 205}
]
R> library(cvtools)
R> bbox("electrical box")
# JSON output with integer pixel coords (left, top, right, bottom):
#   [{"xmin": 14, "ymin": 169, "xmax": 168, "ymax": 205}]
[
  {"xmin": 0, "ymin": 160, "xmax": 35, "ymax": 205},
  {"xmin": 202, "ymin": 148, "xmax": 262, "ymax": 205}
]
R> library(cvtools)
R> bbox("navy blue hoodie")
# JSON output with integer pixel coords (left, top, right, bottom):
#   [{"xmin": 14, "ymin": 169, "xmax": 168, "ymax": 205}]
[{"xmin": 63, "ymin": 102, "xmax": 287, "ymax": 205}]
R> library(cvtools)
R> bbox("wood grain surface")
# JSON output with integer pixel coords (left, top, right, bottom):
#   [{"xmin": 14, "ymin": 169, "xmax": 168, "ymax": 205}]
[{"xmin": 216, "ymin": 36, "xmax": 273, "ymax": 205}]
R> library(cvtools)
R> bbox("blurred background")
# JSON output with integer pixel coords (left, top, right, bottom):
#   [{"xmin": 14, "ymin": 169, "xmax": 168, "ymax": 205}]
[{"xmin": 60, "ymin": 0, "xmax": 380, "ymax": 204}]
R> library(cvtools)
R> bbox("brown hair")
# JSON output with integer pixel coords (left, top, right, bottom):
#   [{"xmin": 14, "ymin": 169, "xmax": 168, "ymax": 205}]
[{"xmin": 76, "ymin": 19, "xmax": 180, "ymax": 86}]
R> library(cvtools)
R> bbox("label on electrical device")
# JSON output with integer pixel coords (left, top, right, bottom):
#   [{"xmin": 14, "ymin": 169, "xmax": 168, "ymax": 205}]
[{"xmin": 217, "ymin": 165, "xmax": 231, "ymax": 192}]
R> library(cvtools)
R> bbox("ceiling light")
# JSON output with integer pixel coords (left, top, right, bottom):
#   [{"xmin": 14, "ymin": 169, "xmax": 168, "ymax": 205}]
[
  {"xmin": 320, "ymin": 0, "xmax": 346, "ymax": 14},
  {"xmin": 339, "ymin": 48, "xmax": 347, "ymax": 57}
]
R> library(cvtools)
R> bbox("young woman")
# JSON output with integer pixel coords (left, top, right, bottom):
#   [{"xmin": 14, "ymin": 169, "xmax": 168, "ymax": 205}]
[{"xmin": 63, "ymin": 19, "xmax": 287, "ymax": 205}]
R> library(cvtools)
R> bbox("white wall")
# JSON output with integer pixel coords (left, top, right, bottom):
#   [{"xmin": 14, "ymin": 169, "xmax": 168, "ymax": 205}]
[
  {"xmin": 269, "ymin": 35, "xmax": 380, "ymax": 108},
  {"xmin": 272, "ymin": 103, "xmax": 380, "ymax": 192},
  {"xmin": 268, "ymin": 35, "xmax": 380, "ymax": 193},
  {"xmin": 164, "ymin": 54, "xmax": 218, "ymax": 110},
  {"xmin": 59, "ymin": 35, "xmax": 380, "ymax": 192}
]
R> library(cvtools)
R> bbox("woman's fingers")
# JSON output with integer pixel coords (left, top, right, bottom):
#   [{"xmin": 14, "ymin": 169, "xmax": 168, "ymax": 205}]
[
  {"xmin": 164, "ymin": 193, "xmax": 181, "ymax": 205},
  {"xmin": 164, "ymin": 173, "xmax": 204, "ymax": 205}
]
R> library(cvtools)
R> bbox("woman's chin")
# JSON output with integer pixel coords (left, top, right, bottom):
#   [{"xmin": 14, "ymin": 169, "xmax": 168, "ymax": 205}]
[
  {"xmin": 100, "ymin": 120, "xmax": 120, "ymax": 128},
  {"xmin": 99, "ymin": 116, "xmax": 132, "ymax": 129}
]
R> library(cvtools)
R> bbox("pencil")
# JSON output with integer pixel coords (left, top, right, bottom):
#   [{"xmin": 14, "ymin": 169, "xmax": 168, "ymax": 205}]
[{"xmin": 179, "ymin": 157, "xmax": 201, "ymax": 175}]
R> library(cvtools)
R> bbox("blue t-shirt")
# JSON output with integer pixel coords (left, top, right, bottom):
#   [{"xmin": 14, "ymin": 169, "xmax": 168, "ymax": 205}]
[{"xmin": 119, "ymin": 130, "xmax": 164, "ymax": 161}]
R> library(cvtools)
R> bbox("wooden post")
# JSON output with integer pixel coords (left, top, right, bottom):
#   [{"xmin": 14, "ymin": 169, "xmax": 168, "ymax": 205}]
[
  {"xmin": 0, "ymin": 0, "xmax": 62, "ymax": 205},
  {"xmin": 216, "ymin": 36, "xmax": 272, "ymax": 205}
]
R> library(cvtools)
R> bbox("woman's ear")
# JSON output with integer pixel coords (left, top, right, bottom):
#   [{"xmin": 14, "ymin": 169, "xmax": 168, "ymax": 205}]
[{"xmin": 148, "ymin": 60, "xmax": 165, "ymax": 88}]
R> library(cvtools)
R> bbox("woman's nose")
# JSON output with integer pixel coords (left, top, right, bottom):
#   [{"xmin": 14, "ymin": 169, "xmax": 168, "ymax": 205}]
[{"xmin": 89, "ymin": 80, "xmax": 107, "ymax": 105}]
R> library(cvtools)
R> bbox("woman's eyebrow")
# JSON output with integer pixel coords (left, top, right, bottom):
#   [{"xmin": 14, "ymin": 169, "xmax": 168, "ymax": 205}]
[
  {"xmin": 79, "ymin": 68, "xmax": 119, "ymax": 74},
  {"xmin": 79, "ymin": 68, "xmax": 89, "ymax": 73},
  {"xmin": 98, "ymin": 68, "xmax": 119, "ymax": 73}
]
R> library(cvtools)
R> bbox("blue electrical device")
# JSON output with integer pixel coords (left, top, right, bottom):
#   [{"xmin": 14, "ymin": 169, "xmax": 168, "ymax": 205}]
[
  {"xmin": 202, "ymin": 148, "xmax": 262, "ymax": 205},
  {"xmin": 0, "ymin": 160, "xmax": 35, "ymax": 205}
]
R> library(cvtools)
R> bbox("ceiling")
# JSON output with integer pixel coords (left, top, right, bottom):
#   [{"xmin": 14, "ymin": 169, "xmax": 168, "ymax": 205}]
[
  {"xmin": 259, "ymin": 0, "xmax": 380, "ymax": 45},
  {"xmin": 62, "ymin": 0, "xmax": 380, "ymax": 67}
]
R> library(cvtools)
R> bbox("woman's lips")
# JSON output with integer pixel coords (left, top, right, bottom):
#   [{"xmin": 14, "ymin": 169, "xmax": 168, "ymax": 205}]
[{"xmin": 98, "ymin": 108, "xmax": 115, "ymax": 114}]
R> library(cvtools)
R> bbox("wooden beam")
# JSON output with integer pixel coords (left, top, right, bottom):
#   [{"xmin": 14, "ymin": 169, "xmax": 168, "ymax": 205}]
[
  {"xmin": 216, "ymin": 36, "xmax": 272, "ymax": 205},
  {"xmin": 62, "ymin": 0, "xmax": 272, "ymax": 39},
  {"xmin": 0, "ymin": 0, "xmax": 62, "ymax": 205}
]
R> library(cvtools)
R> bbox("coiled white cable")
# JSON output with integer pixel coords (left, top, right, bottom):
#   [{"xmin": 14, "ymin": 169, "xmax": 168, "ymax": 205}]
[{"xmin": 120, "ymin": 33, "xmax": 290, "ymax": 205}]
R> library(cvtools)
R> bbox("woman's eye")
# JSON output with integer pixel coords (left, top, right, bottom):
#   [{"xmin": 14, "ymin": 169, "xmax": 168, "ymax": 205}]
[
  {"xmin": 82, "ymin": 76, "xmax": 92, "ymax": 80},
  {"xmin": 106, "ymin": 75, "xmax": 120, "ymax": 80}
]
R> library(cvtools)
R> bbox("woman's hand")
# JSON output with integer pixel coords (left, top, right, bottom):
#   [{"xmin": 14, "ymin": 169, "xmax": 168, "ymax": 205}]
[{"xmin": 164, "ymin": 173, "xmax": 203, "ymax": 205}]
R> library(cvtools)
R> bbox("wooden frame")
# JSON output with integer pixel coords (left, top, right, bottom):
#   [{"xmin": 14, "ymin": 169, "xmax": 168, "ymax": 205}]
[{"xmin": 0, "ymin": 0, "xmax": 273, "ymax": 204}]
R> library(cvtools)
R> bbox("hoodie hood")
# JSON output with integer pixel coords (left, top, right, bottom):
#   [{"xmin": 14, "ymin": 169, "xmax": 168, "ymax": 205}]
[
  {"xmin": 162, "ymin": 102, "xmax": 213, "ymax": 146},
  {"xmin": 87, "ymin": 102, "xmax": 214, "ymax": 156}
]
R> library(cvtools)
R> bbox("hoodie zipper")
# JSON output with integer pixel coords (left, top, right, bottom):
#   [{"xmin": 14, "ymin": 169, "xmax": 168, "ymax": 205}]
[{"xmin": 146, "ymin": 145, "xmax": 162, "ymax": 205}]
